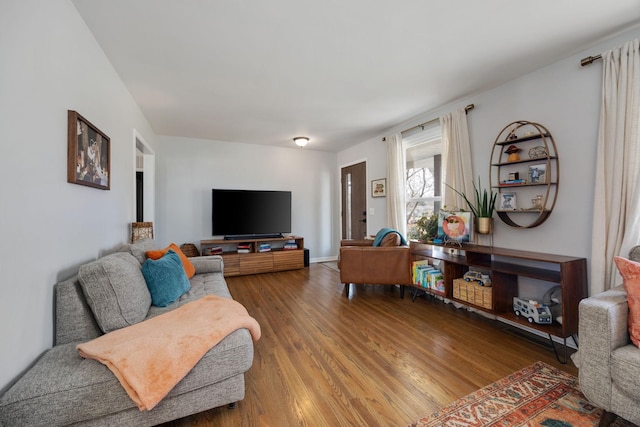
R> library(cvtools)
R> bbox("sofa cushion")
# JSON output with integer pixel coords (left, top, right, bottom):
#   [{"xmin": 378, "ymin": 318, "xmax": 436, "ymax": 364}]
[
  {"xmin": 380, "ymin": 232, "xmax": 401, "ymax": 246},
  {"xmin": 146, "ymin": 243, "xmax": 196, "ymax": 278},
  {"xmin": 78, "ymin": 252, "xmax": 151, "ymax": 333},
  {"xmin": 142, "ymin": 250, "xmax": 191, "ymax": 307},
  {"xmin": 614, "ymin": 256, "xmax": 640, "ymax": 348},
  {"xmin": 611, "ymin": 344, "xmax": 640, "ymax": 400},
  {"xmin": 0, "ymin": 327, "xmax": 254, "ymax": 426},
  {"xmin": 116, "ymin": 238, "xmax": 157, "ymax": 264}
]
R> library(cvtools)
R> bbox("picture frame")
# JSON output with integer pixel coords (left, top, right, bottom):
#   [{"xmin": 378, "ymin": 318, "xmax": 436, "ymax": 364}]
[
  {"xmin": 437, "ymin": 211, "xmax": 472, "ymax": 243},
  {"xmin": 371, "ymin": 178, "xmax": 386, "ymax": 197},
  {"xmin": 528, "ymin": 163, "xmax": 546, "ymax": 184},
  {"xmin": 500, "ymin": 193, "xmax": 517, "ymax": 210},
  {"xmin": 67, "ymin": 110, "xmax": 110, "ymax": 190}
]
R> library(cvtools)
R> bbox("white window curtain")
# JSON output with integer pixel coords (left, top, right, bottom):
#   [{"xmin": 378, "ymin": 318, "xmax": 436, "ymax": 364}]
[
  {"xmin": 385, "ymin": 133, "xmax": 407, "ymax": 237},
  {"xmin": 591, "ymin": 38, "xmax": 640, "ymax": 295},
  {"xmin": 440, "ymin": 108, "xmax": 474, "ymax": 210}
]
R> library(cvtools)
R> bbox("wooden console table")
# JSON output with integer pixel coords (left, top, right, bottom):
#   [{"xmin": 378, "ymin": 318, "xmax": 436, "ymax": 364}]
[
  {"xmin": 410, "ymin": 241, "xmax": 588, "ymax": 362},
  {"xmin": 200, "ymin": 236, "xmax": 304, "ymax": 277}
]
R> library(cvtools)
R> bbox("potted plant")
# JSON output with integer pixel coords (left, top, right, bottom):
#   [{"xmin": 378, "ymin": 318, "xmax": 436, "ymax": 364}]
[
  {"xmin": 415, "ymin": 213, "xmax": 439, "ymax": 242},
  {"xmin": 446, "ymin": 177, "xmax": 497, "ymax": 234}
]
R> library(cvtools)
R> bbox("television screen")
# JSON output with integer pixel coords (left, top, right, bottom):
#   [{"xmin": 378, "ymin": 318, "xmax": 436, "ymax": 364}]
[{"xmin": 212, "ymin": 189, "xmax": 292, "ymax": 238}]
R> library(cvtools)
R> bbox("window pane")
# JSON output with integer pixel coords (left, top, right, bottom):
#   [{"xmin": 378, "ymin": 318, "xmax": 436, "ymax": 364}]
[{"xmin": 403, "ymin": 125, "xmax": 442, "ymax": 241}]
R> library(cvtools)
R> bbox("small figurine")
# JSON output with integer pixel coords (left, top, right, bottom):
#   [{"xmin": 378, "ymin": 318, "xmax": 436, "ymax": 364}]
[{"xmin": 505, "ymin": 145, "xmax": 521, "ymax": 162}]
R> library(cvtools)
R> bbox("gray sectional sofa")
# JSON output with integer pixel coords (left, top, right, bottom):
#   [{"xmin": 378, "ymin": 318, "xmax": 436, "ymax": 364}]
[{"xmin": 0, "ymin": 239, "xmax": 255, "ymax": 426}]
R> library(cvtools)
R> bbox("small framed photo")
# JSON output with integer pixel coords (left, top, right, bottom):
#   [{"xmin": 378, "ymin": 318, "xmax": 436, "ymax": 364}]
[
  {"xmin": 528, "ymin": 164, "xmax": 546, "ymax": 184},
  {"xmin": 500, "ymin": 193, "xmax": 517, "ymax": 210},
  {"xmin": 372, "ymin": 178, "xmax": 386, "ymax": 197},
  {"xmin": 67, "ymin": 110, "xmax": 110, "ymax": 190}
]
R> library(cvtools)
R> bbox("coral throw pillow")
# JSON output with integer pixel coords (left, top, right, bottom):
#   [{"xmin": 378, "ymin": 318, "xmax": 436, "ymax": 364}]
[
  {"xmin": 614, "ymin": 256, "xmax": 640, "ymax": 348},
  {"xmin": 146, "ymin": 243, "xmax": 196, "ymax": 278}
]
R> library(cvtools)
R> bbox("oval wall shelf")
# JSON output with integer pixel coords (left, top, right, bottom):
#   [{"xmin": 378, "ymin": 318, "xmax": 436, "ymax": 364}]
[{"xmin": 489, "ymin": 121, "xmax": 559, "ymax": 228}]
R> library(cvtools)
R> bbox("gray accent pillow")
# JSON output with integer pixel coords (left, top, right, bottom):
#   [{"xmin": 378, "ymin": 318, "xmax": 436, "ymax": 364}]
[
  {"xmin": 115, "ymin": 238, "xmax": 157, "ymax": 264},
  {"xmin": 78, "ymin": 252, "xmax": 152, "ymax": 333}
]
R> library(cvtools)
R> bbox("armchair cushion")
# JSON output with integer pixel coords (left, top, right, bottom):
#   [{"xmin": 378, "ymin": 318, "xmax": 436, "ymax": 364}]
[
  {"xmin": 614, "ymin": 256, "xmax": 640, "ymax": 348},
  {"xmin": 373, "ymin": 228, "xmax": 407, "ymax": 247}
]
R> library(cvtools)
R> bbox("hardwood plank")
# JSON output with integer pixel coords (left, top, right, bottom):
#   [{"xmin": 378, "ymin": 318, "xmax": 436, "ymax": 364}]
[{"xmin": 159, "ymin": 263, "xmax": 577, "ymax": 427}]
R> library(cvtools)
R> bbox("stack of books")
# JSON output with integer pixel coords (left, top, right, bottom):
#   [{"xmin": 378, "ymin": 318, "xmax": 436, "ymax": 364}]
[
  {"xmin": 258, "ymin": 243, "xmax": 271, "ymax": 252},
  {"xmin": 500, "ymin": 179, "xmax": 525, "ymax": 186},
  {"xmin": 283, "ymin": 241, "xmax": 298, "ymax": 250},
  {"xmin": 411, "ymin": 260, "xmax": 444, "ymax": 292},
  {"xmin": 206, "ymin": 246, "xmax": 223, "ymax": 255},
  {"xmin": 237, "ymin": 243, "xmax": 252, "ymax": 254}
]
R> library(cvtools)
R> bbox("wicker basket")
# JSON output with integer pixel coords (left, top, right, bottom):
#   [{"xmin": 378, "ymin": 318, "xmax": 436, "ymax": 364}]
[
  {"xmin": 180, "ymin": 243, "xmax": 200, "ymax": 257},
  {"xmin": 453, "ymin": 278, "xmax": 492, "ymax": 309}
]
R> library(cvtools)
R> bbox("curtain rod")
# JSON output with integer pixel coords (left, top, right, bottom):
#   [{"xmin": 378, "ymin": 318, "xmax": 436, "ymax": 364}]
[
  {"xmin": 580, "ymin": 54, "xmax": 602, "ymax": 67},
  {"xmin": 581, "ymin": 38, "xmax": 637, "ymax": 66},
  {"xmin": 382, "ymin": 103, "xmax": 475, "ymax": 141}
]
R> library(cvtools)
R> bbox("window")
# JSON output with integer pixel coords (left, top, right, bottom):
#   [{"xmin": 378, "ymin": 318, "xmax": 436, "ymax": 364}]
[{"xmin": 404, "ymin": 123, "xmax": 442, "ymax": 240}]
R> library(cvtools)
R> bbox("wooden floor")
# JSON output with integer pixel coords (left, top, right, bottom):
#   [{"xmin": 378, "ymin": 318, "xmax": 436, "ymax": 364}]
[{"xmin": 161, "ymin": 263, "xmax": 577, "ymax": 427}]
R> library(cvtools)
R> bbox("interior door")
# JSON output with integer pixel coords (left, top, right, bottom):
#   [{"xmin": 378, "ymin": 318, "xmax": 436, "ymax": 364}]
[{"xmin": 341, "ymin": 162, "xmax": 367, "ymax": 239}]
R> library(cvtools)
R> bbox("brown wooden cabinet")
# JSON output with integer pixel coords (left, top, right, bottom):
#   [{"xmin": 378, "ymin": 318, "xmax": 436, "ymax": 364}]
[
  {"xmin": 200, "ymin": 236, "xmax": 304, "ymax": 277},
  {"xmin": 410, "ymin": 241, "xmax": 587, "ymax": 341}
]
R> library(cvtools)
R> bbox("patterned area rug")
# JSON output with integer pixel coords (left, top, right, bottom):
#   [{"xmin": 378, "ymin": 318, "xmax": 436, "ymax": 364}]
[{"xmin": 409, "ymin": 361, "xmax": 638, "ymax": 427}]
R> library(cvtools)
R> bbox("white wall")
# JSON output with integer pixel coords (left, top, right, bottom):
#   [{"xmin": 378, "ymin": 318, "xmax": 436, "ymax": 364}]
[
  {"xmin": 0, "ymin": 0, "xmax": 155, "ymax": 390},
  {"xmin": 338, "ymin": 28, "xmax": 640, "ymax": 296},
  {"xmin": 337, "ymin": 141, "xmax": 388, "ymax": 234},
  {"xmin": 154, "ymin": 136, "xmax": 338, "ymax": 262}
]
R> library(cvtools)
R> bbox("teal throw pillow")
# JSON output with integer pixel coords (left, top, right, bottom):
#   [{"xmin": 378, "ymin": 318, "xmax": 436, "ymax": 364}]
[{"xmin": 141, "ymin": 249, "xmax": 191, "ymax": 307}]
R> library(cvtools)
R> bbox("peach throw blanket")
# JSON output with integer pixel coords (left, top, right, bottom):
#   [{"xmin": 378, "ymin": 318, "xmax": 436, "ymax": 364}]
[{"xmin": 77, "ymin": 295, "xmax": 261, "ymax": 411}]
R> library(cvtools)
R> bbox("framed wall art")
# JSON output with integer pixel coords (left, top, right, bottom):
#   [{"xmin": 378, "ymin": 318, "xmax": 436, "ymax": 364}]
[
  {"xmin": 437, "ymin": 211, "xmax": 472, "ymax": 243},
  {"xmin": 372, "ymin": 178, "xmax": 386, "ymax": 197},
  {"xmin": 68, "ymin": 110, "xmax": 110, "ymax": 190}
]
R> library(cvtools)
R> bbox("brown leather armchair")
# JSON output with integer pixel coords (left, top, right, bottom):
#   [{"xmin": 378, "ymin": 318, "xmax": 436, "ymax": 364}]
[{"xmin": 338, "ymin": 232, "xmax": 412, "ymax": 298}]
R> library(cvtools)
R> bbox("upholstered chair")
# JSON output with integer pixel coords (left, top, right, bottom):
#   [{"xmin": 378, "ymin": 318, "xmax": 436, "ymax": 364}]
[
  {"xmin": 338, "ymin": 229, "xmax": 412, "ymax": 298},
  {"xmin": 575, "ymin": 246, "xmax": 640, "ymax": 426}
]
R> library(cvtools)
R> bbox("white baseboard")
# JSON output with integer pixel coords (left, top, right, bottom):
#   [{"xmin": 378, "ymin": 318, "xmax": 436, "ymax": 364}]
[{"xmin": 310, "ymin": 256, "xmax": 338, "ymax": 263}]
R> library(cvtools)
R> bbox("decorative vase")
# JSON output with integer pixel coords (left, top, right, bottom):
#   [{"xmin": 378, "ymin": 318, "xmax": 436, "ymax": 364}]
[{"xmin": 477, "ymin": 217, "xmax": 493, "ymax": 235}]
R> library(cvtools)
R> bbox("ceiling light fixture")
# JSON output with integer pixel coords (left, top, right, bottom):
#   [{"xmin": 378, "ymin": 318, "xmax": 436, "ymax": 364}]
[{"xmin": 293, "ymin": 136, "xmax": 309, "ymax": 147}]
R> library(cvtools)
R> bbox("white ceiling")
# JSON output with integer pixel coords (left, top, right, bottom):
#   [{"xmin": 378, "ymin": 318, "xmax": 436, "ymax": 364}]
[{"xmin": 72, "ymin": 0, "xmax": 640, "ymax": 152}]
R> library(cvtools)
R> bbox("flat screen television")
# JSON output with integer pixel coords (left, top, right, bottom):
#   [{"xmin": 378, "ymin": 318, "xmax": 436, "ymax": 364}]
[{"xmin": 212, "ymin": 189, "xmax": 292, "ymax": 239}]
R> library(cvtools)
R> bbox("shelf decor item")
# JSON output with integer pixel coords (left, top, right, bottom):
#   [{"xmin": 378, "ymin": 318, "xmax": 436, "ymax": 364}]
[
  {"xmin": 505, "ymin": 145, "xmax": 521, "ymax": 162},
  {"xmin": 437, "ymin": 211, "xmax": 472, "ymax": 243},
  {"xmin": 528, "ymin": 164, "xmax": 547, "ymax": 183},
  {"xmin": 500, "ymin": 193, "xmax": 517, "ymax": 210},
  {"xmin": 67, "ymin": 110, "xmax": 110, "ymax": 190},
  {"xmin": 528, "ymin": 146, "xmax": 548, "ymax": 159}
]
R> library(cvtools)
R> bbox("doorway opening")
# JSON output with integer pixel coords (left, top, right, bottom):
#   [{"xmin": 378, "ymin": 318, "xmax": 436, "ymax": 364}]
[
  {"xmin": 134, "ymin": 130, "xmax": 155, "ymax": 223},
  {"xmin": 341, "ymin": 161, "xmax": 366, "ymax": 240}
]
